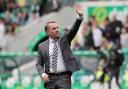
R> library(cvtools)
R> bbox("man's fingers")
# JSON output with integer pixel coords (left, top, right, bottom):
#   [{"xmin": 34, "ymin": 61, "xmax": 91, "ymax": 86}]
[
  {"xmin": 44, "ymin": 78, "xmax": 49, "ymax": 83},
  {"xmin": 46, "ymin": 74, "xmax": 49, "ymax": 77},
  {"xmin": 75, "ymin": 4, "xmax": 82, "ymax": 11},
  {"xmin": 43, "ymin": 75, "xmax": 50, "ymax": 83},
  {"xmin": 46, "ymin": 76, "xmax": 49, "ymax": 80},
  {"xmin": 74, "ymin": 4, "xmax": 83, "ymax": 16},
  {"xmin": 46, "ymin": 75, "xmax": 49, "ymax": 80}
]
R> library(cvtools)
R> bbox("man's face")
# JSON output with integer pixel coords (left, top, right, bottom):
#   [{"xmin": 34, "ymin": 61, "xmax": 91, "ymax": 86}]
[
  {"xmin": 104, "ymin": 20, "xmax": 109, "ymax": 27},
  {"xmin": 47, "ymin": 22, "xmax": 59, "ymax": 39},
  {"xmin": 112, "ymin": 15, "xmax": 117, "ymax": 21}
]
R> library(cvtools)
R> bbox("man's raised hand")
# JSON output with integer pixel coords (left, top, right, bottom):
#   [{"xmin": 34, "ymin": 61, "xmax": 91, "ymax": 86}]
[{"xmin": 75, "ymin": 4, "xmax": 83, "ymax": 17}]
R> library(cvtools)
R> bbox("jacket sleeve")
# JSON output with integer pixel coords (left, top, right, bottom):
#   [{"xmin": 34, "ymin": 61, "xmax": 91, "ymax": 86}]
[
  {"xmin": 36, "ymin": 46, "xmax": 45, "ymax": 76},
  {"xmin": 66, "ymin": 18, "xmax": 83, "ymax": 43}
]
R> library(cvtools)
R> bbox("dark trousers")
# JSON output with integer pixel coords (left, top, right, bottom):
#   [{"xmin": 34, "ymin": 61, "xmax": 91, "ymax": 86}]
[
  {"xmin": 99, "ymin": 69, "xmax": 120, "ymax": 89},
  {"xmin": 108, "ymin": 70, "xmax": 120, "ymax": 89},
  {"xmin": 44, "ymin": 74, "xmax": 71, "ymax": 89}
]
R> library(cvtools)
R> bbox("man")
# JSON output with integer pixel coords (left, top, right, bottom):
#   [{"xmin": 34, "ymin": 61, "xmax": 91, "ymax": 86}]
[
  {"xmin": 36, "ymin": 4, "xmax": 83, "ymax": 89},
  {"xmin": 0, "ymin": 18, "xmax": 6, "ymax": 51},
  {"xmin": 83, "ymin": 15, "xmax": 103, "ymax": 50},
  {"xmin": 98, "ymin": 37, "xmax": 124, "ymax": 89},
  {"xmin": 104, "ymin": 14, "xmax": 123, "ymax": 49}
]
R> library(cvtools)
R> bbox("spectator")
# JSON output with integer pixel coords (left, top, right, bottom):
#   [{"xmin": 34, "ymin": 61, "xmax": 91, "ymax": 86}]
[
  {"xmin": 84, "ymin": 16, "xmax": 103, "ymax": 50},
  {"xmin": 109, "ymin": 14, "xmax": 123, "ymax": 49},
  {"xmin": 15, "ymin": 10, "xmax": 28, "ymax": 26},
  {"xmin": 31, "ymin": 0, "xmax": 40, "ymax": 16},
  {"xmin": 4, "ymin": 23, "xmax": 16, "ymax": 51},
  {"xmin": 124, "ymin": 14, "xmax": 128, "ymax": 32},
  {"xmin": 98, "ymin": 37, "xmax": 124, "ymax": 89},
  {"xmin": 102, "ymin": 17, "xmax": 111, "ymax": 38},
  {"xmin": 0, "ymin": 0, "xmax": 6, "ymax": 13},
  {"xmin": 4, "ymin": 10, "xmax": 12, "ymax": 29},
  {"xmin": 6, "ymin": 0, "xmax": 18, "ymax": 12},
  {"xmin": 0, "ymin": 18, "xmax": 6, "ymax": 51},
  {"xmin": 8, "ymin": 23, "xmax": 16, "ymax": 35},
  {"xmin": 83, "ymin": 21, "xmax": 93, "ymax": 50},
  {"xmin": 21, "ymin": 11, "xmax": 29, "ymax": 25},
  {"xmin": 52, "ymin": 0, "xmax": 61, "ymax": 11},
  {"xmin": 120, "ymin": 26, "xmax": 128, "ymax": 48},
  {"xmin": 27, "ymin": 10, "xmax": 38, "ymax": 23},
  {"xmin": 39, "ymin": 0, "xmax": 46, "ymax": 16}
]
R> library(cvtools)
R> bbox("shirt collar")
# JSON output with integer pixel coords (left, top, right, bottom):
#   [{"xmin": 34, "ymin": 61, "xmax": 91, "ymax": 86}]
[
  {"xmin": 49, "ymin": 37, "xmax": 54, "ymax": 43},
  {"xmin": 49, "ymin": 37, "xmax": 60, "ymax": 43}
]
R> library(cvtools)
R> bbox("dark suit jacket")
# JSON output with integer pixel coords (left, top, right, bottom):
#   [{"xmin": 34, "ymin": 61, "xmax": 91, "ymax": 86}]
[{"xmin": 36, "ymin": 18, "xmax": 83, "ymax": 76}]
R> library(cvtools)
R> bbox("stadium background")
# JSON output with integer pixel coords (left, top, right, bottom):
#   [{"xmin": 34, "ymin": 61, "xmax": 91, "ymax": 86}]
[{"xmin": 0, "ymin": 0, "xmax": 128, "ymax": 89}]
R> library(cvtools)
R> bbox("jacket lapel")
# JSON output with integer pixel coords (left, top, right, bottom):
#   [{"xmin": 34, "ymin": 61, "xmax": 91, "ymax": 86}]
[
  {"xmin": 43, "ymin": 39, "xmax": 50, "ymax": 72},
  {"xmin": 58, "ymin": 37, "xmax": 64, "ymax": 52},
  {"xmin": 45, "ymin": 39, "xmax": 49, "ymax": 59}
]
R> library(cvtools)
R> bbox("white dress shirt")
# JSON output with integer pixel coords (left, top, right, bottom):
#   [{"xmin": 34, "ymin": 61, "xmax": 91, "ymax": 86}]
[
  {"xmin": 42, "ymin": 38, "xmax": 67, "ymax": 77},
  {"xmin": 49, "ymin": 38, "xmax": 67, "ymax": 73}
]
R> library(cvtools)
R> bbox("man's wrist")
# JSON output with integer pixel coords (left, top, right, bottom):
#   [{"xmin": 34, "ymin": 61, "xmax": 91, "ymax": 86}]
[
  {"xmin": 77, "ymin": 15, "xmax": 84, "ymax": 20},
  {"xmin": 79, "ymin": 15, "xmax": 84, "ymax": 19}
]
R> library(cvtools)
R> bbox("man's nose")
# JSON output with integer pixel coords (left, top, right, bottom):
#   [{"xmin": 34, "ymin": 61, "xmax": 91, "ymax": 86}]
[{"xmin": 56, "ymin": 30, "xmax": 59, "ymax": 33}]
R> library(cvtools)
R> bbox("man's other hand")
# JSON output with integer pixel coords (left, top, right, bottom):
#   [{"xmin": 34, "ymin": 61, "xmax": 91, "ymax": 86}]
[{"xmin": 42, "ymin": 74, "xmax": 49, "ymax": 83}]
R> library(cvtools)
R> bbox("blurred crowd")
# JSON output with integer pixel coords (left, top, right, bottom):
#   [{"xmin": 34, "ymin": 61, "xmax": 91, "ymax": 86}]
[
  {"xmin": 0, "ymin": 0, "xmax": 126, "ymax": 51},
  {"xmin": 72, "ymin": 13, "xmax": 128, "ymax": 89},
  {"xmin": 73, "ymin": 14, "xmax": 128, "ymax": 51},
  {"xmin": 0, "ymin": 0, "xmax": 63, "ymax": 51}
]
